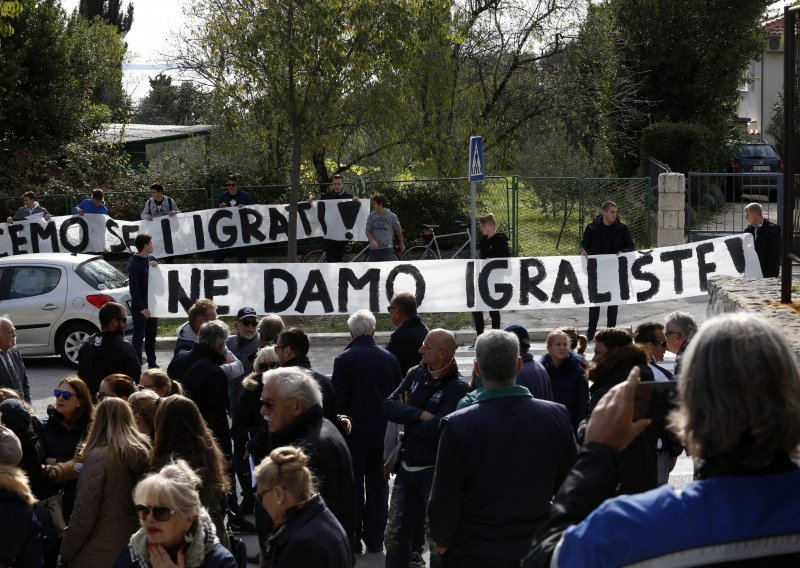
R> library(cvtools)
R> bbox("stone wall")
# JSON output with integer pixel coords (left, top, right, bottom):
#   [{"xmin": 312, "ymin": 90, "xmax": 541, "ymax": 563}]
[
  {"xmin": 707, "ymin": 275, "xmax": 800, "ymax": 359},
  {"xmin": 656, "ymin": 172, "xmax": 685, "ymax": 247}
]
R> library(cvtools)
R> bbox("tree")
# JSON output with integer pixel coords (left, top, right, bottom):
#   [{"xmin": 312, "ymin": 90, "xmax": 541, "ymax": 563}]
[
  {"xmin": 0, "ymin": 0, "xmax": 23, "ymax": 43},
  {"xmin": 177, "ymin": 0, "xmax": 440, "ymax": 261},
  {"xmin": 133, "ymin": 73, "xmax": 212, "ymax": 125},
  {"xmin": 612, "ymin": 0, "xmax": 771, "ymax": 131},
  {"xmin": 78, "ymin": 0, "xmax": 133, "ymax": 35}
]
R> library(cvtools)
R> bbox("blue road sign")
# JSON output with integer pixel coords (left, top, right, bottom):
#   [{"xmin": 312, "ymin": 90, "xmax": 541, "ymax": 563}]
[{"xmin": 469, "ymin": 136, "xmax": 484, "ymax": 182}]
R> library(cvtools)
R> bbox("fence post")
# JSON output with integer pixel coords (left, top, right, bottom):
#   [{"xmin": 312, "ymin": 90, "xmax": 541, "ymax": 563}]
[
  {"xmin": 511, "ymin": 176, "xmax": 519, "ymax": 256},
  {"xmin": 657, "ymin": 173, "xmax": 686, "ymax": 246}
]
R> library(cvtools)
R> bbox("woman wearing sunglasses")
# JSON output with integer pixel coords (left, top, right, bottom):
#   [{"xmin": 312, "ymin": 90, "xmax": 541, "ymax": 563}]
[
  {"xmin": 60, "ymin": 398, "xmax": 151, "ymax": 566},
  {"xmin": 255, "ymin": 446, "xmax": 351, "ymax": 567},
  {"xmin": 115, "ymin": 459, "xmax": 236, "ymax": 568},
  {"xmin": 35, "ymin": 377, "xmax": 93, "ymax": 565}
]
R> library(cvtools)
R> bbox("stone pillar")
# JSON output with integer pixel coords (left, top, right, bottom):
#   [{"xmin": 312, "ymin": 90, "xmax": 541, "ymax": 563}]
[{"xmin": 657, "ymin": 172, "xmax": 685, "ymax": 247}]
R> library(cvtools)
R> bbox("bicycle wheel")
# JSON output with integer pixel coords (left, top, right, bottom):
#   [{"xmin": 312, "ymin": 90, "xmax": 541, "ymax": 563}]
[
  {"xmin": 401, "ymin": 246, "xmax": 439, "ymax": 261},
  {"xmin": 302, "ymin": 250, "xmax": 327, "ymax": 263}
]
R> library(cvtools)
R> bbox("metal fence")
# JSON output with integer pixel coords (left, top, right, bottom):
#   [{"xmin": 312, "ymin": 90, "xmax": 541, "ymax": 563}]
[
  {"xmin": 686, "ymin": 172, "xmax": 784, "ymax": 242},
  {"xmin": 512, "ymin": 176, "xmax": 652, "ymax": 256}
]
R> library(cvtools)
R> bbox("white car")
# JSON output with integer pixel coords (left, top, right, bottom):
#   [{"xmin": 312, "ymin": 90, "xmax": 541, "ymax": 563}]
[{"xmin": 0, "ymin": 253, "xmax": 132, "ymax": 366}]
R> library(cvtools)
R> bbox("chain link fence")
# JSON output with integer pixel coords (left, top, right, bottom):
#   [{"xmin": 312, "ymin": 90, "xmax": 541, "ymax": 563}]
[{"xmin": 513, "ymin": 176, "xmax": 652, "ymax": 257}]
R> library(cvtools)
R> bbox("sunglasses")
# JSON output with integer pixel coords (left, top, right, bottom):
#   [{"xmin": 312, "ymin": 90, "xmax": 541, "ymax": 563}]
[
  {"xmin": 240, "ymin": 320, "xmax": 258, "ymax": 327},
  {"xmin": 96, "ymin": 392, "xmax": 110, "ymax": 401},
  {"xmin": 658, "ymin": 341, "xmax": 668, "ymax": 348},
  {"xmin": 260, "ymin": 397, "xmax": 292, "ymax": 410},
  {"xmin": 53, "ymin": 389, "xmax": 75, "ymax": 400},
  {"xmin": 256, "ymin": 486, "xmax": 276, "ymax": 500},
  {"xmin": 135, "ymin": 505, "xmax": 175, "ymax": 522}
]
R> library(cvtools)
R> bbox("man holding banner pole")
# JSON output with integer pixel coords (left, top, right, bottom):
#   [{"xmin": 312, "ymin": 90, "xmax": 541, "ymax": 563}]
[{"xmin": 579, "ymin": 201, "xmax": 634, "ymax": 341}]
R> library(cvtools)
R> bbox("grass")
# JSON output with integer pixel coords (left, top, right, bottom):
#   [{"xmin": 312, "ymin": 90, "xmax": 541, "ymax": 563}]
[{"xmin": 157, "ymin": 311, "xmax": 473, "ymax": 336}]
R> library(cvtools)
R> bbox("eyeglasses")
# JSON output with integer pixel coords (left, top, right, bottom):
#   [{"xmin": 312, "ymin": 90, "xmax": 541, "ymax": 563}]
[
  {"xmin": 421, "ymin": 343, "xmax": 445, "ymax": 351},
  {"xmin": 53, "ymin": 389, "xmax": 75, "ymax": 400},
  {"xmin": 96, "ymin": 392, "xmax": 110, "ymax": 401},
  {"xmin": 275, "ymin": 344, "xmax": 288, "ymax": 350},
  {"xmin": 665, "ymin": 331, "xmax": 680, "ymax": 338},
  {"xmin": 256, "ymin": 486, "xmax": 277, "ymax": 501},
  {"xmin": 260, "ymin": 397, "xmax": 292, "ymax": 410},
  {"xmin": 135, "ymin": 505, "xmax": 175, "ymax": 522},
  {"xmin": 240, "ymin": 320, "xmax": 258, "ymax": 327},
  {"xmin": 387, "ymin": 305, "xmax": 398, "ymax": 312},
  {"xmin": 657, "ymin": 341, "xmax": 668, "ymax": 348}
]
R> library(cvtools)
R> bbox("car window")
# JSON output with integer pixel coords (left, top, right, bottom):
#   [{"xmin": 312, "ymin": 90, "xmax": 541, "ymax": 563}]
[
  {"xmin": 740, "ymin": 145, "xmax": 779, "ymax": 159},
  {"xmin": 9, "ymin": 266, "xmax": 62, "ymax": 298},
  {"xmin": 75, "ymin": 257, "xmax": 128, "ymax": 290}
]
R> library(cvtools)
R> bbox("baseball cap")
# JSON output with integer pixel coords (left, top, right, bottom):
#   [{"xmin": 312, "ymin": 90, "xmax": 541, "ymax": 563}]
[
  {"xmin": 0, "ymin": 425, "xmax": 22, "ymax": 466},
  {"xmin": 504, "ymin": 323, "xmax": 531, "ymax": 348},
  {"xmin": 237, "ymin": 307, "xmax": 257, "ymax": 321}
]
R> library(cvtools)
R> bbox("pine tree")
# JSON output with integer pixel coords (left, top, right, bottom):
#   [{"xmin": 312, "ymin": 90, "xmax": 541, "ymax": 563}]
[{"xmin": 78, "ymin": 0, "xmax": 133, "ymax": 35}]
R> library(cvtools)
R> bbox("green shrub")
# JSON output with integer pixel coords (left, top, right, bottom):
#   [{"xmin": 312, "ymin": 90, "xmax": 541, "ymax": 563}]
[{"xmin": 639, "ymin": 121, "xmax": 728, "ymax": 174}]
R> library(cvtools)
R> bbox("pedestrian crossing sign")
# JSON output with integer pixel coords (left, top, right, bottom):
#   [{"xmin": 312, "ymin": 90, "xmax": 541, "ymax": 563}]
[{"xmin": 469, "ymin": 136, "xmax": 484, "ymax": 182}]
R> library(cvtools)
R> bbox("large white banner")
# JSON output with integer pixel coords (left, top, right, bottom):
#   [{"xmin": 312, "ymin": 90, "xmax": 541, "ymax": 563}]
[
  {"xmin": 0, "ymin": 199, "xmax": 369, "ymax": 258},
  {"xmin": 148, "ymin": 234, "xmax": 761, "ymax": 317}
]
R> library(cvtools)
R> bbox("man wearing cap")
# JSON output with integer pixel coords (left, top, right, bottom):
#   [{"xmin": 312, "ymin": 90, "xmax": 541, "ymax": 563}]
[
  {"xmin": 0, "ymin": 425, "xmax": 42, "ymax": 568},
  {"xmin": 225, "ymin": 307, "xmax": 261, "ymax": 515},
  {"xmin": 0, "ymin": 318, "xmax": 30, "ymax": 403},
  {"xmin": 505, "ymin": 324, "xmax": 553, "ymax": 401},
  {"xmin": 72, "ymin": 189, "xmax": 109, "ymax": 216}
]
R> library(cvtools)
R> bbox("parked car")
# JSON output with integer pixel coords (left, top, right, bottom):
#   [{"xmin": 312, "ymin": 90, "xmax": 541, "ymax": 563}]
[
  {"xmin": 0, "ymin": 253, "xmax": 132, "ymax": 366},
  {"xmin": 727, "ymin": 140, "xmax": 783, "ymax": 201}
]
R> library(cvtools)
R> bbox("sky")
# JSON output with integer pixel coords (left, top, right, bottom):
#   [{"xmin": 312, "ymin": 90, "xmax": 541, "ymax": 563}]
[{"xmin": 60, "ymin": 0, "xmax": 186, "ymax": 100}]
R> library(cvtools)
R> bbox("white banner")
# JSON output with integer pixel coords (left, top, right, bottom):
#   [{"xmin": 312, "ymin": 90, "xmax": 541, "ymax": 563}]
[
  {"xmin": 0, "ymin": 199, "xmax": 369, "ymax": 258},
  {"xmin": 148, "ymin": 234, "xmax": 761, "ymax": 317}
]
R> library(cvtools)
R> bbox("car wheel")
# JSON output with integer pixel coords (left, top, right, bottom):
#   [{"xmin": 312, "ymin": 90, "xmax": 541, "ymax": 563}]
[{"xmin": 57, "ymin": 322, "xmax": 97, "ymax": 367}]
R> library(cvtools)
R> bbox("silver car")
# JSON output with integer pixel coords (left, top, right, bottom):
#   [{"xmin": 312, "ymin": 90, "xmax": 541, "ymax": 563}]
[{"xmin": 0, "ymin": 253, "xmax": 132, "ymax": 366}]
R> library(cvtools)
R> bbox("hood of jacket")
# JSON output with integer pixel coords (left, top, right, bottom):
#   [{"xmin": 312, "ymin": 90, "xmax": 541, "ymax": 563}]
[
  {"xmin": 589, "ymin": 213, "xmax": 623, "ymax": 230},
  {"xmin": 586, "ymin": 344, "xmax": 648, "ymax": 386},
  {"xmin": 86, "ymin": 330, "xmax": 126, "ymax": 359},
  {"xmin": 242, "ymin": 371, "xmax": 263, "ymax": 392},
  {"xmin": 0, "ymin": 464, "xmax": 35, "ymax": 505},
  {"xmin": 176, "ymin": 321, "xmax": 199, "ymax": 344}
]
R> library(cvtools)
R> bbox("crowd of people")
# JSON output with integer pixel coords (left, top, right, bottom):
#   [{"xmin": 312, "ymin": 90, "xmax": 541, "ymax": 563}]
[{"xmin": 0, "ymin": 187, "xmax": 795, "ymax": 567}]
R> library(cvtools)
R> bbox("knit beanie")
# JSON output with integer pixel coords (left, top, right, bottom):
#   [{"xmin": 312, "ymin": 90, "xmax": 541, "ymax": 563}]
[
  {"xmin": 0, "ymin": 398, "xmax": 31, "ymax": 436},
  {"xmin": 0, "ymin": 425, "xmax": 22, "ymax": 466}
]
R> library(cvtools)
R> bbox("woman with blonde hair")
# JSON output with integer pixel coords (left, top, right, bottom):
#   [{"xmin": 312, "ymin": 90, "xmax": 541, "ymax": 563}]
[
  {"xmin": 256, "ymin": 446, "xmax": 351, "ymax": 567},
  {"xmin": 60, "ymin": 397, "xmax": 151, "ymax": 566},
  {"xmin": 115, "ymin": 459, "xmax": 236, "ymax": 567},
  {"xmin": 139, "ymin": 368, "xmax": 184, "ymax": 397},
  {"xmin": 128, "ymin": 389, "xmax": 160, "ymax": 438},
  {"xmin": 151, "ymin": 395, "xmax": 231, "ymax": 549}
]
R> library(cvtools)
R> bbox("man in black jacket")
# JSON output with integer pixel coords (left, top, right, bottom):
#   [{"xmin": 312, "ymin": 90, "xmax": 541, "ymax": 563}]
[
  {"xmin": 744, "ymin": 202, "xmax": 781, "ymax": 277},
  {"xmin": 77, "ymin": 302, "xmax": 140, "ymax": 400},
  {"xmin": 0, "ymin": 318, "xmax": 30, "ymax": 403},
  {"xmin": 386, "ymin": 292, "xmax": 428, "ymax": 376},
  {"xmin": 579, "ymin": 201, "xmax": 634, "ymax": 340},
  {"xmin": 251, "ymin": 367, "xmax": 356, "ymax": 558}
]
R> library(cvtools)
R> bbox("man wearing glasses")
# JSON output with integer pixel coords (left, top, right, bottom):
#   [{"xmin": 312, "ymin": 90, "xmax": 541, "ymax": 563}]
[
  {"xmin": 77, "ymin": 302, "xmax": 140, "ymax": 402},
  {"xmin": 664, "ymin": 311, "xmax": 697, "ymax": 379},
  {"xmin": 214, "ymin": 175, "xmax": 253, "ymax": 263}
]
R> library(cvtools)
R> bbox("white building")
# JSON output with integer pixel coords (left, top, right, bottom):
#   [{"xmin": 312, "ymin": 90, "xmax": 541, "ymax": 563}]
[{"xmin": 738, "ymin": 17, "xmax": 784, "ymax": 143}]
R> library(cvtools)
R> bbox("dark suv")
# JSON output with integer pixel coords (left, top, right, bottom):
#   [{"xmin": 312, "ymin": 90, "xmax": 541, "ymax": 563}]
[{"xmin": 727, "ymin": 140, "xmax": 783, "ymax": 201}]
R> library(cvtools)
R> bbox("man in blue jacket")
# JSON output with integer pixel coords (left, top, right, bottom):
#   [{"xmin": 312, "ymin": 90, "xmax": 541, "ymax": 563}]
[
  {"xmin": 332, "ymin": 309, "xmax": 402, "ymax": 554},
  {"xmin": 428, "ymin": 330, "xmax": 576, "ymax": 568},
  {"xmin": 127, "ymin": 233, "xmax": 158, "ymax": 368},
  {"xmin": 214, "ymin": 175, "xmax": 253, "ymax": 263},
  {"xmin": 579, "ymin": 201, "xmax": 634, "ymax": 340},
  {"xmin": 383, "ymin": 328, "xmax": 468, "ymax": 568},
  {"xmin": 72, "ymin": 189, "xmax": 109, "ymax": 216}
]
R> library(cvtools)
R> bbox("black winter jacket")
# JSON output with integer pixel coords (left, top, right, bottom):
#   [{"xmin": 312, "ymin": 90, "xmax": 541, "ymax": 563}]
[
  {"xmin": 579, "ymin": 214, "xmax": 634, "ymax": 255},
  {"xmin": 180, "ymin": 344, "xmax": 232, "ymax": 457},
  {"xmin": 744, "ymin": 218, "xmax": 782, "ymax": 277},
  {"xmin": 77, "ymin": 331, "xmax": 142, "ymax": 397}
]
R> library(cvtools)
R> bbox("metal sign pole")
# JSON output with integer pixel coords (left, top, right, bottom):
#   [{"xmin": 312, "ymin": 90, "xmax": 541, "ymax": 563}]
[{"xmin": 471, "ymin": 181, "xmax": 478, "ymax": 259}]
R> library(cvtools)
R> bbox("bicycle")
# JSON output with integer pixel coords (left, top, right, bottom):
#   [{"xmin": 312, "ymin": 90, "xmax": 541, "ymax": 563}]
[
  {"xmin": 400, "ymin": 222, "xmax": 474, "ymax": 261},
  {"xmin": 301, "ymin": 243, "xmax": 398, "ymax": 263}
]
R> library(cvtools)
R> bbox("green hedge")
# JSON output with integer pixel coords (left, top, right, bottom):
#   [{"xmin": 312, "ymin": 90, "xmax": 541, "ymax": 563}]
[{"xmin": 639, "ymin": 121, "xmax": 727, "ymax": 175}]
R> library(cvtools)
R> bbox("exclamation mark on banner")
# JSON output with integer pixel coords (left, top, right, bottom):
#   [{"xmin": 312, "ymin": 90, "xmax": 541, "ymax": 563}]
[{"xmin": 337, "ymin": 202, "xmax": 361, "ymax": 240}]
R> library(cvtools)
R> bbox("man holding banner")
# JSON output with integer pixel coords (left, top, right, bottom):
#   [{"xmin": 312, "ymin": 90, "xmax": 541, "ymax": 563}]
[{"xmin": 579, "ymin": 201, "xmax": 634, "ymax": 341}]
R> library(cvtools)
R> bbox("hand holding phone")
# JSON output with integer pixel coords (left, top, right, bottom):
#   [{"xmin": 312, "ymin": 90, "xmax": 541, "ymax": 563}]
[{"xmin": 633, "ymin": 379, "xmax": 677, "ymax": 421}]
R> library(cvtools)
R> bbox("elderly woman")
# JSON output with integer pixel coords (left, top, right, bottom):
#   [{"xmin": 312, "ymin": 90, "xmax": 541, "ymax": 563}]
[
  {"xmin": 256, "ymin": 446, "xmax": 351, "ymax": 567},
  {"xmin": 524, "ymin": 313, "xmax": 800, "ymax": 567},
  {"xmin": 60, "ymin": 398, "xmax": 151, "ymax": 566},
  {"xmin": 114, "ymin": 459, "xmax": 236, "ymax": 568}
]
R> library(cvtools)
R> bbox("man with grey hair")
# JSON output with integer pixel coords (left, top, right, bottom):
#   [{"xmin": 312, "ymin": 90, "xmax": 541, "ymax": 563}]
[
  {"xmin": 332, "ymin": 309, "xmax": 402, "ymax": 554},
  {"xmin": 257, "ymin": 313, "xmax": 285, "ymax": 347},
  {"xmin": 664, "ymin": 311, "xmax": 697, "ymax": 378},
  {"xmin": 428, "ymin": 330, "xmax": 576, "ymax": 567},
  {"xmin": 0, "ymin": 317, "xmax": 29, "ymax": 403},
  {"xmin": 249, "ymin": 367, "xmax": 356, "ymax": 558}
]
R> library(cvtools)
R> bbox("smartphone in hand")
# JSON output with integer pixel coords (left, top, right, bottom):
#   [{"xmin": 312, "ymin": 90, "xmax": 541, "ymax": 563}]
[{"xmin": 633, "ymin": 380, "xmax": 677, "ymax": 421}]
